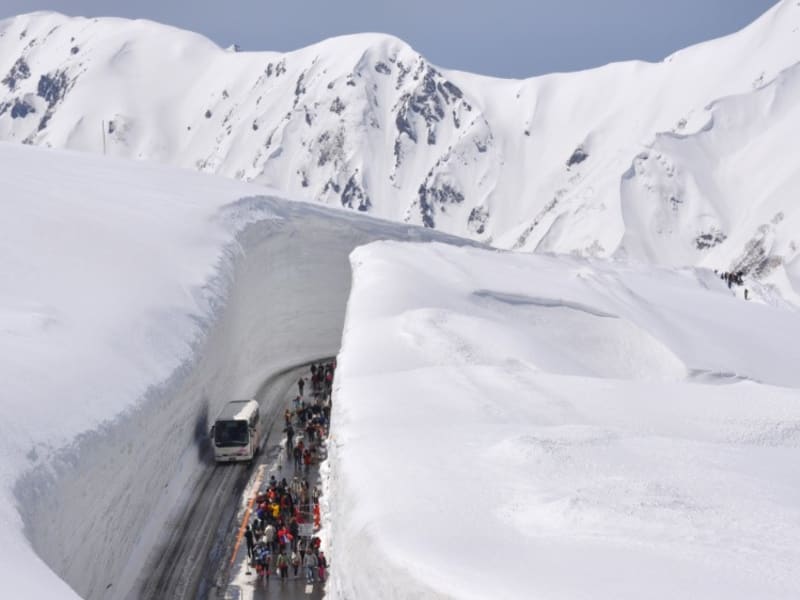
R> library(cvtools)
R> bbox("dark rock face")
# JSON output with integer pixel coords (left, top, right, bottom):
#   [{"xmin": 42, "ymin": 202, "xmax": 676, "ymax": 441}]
[
  {"xmin": 566, "ymin": 146, "xmax": 588, "ymax": 167},
  {"xmin": 323, "ymin": 178, "xmax": 341, "ymax": 194},
  {"xmin": 732, "ymin": 222, "xmax": 784, "ymax": 278},
  {"xmin": 2, "ymin": 57, "xmax": 31, "ymax": 90},
  {"xmin": 695, "ymin": 229, "xmax": 726, "ymax": 250},
  {"xmin": 394, "ymin": 65, "xmax": 470, "ymax": 147},
  {"xmin": 512, "ymin": 193, "xmax": 563, "ymax": 250},
  {"xmin": 330, "ymin": 97, "xmax": 346, "ymax": 115},
  {"xmin": 394, "ymin": 60, "xmax": 411, "ymax": 90},
  {"xmin": 468, "ymin": 206, "xmax": 490, "ymax": 235},
  {"xmin": 395, "ymin": 97, "xmax": 417, "ymax": 143},
  {"xmin": 10, "ymin": 98, "xmax": 35, "ymax": 119},
  {"xmin": 441, "ymin": 80, "xmax": 463, "ymax": 99},
  {"xmin": 341, "ymin": 173, "xmax": 371, "ymax": 211},
  {"xmin": 374, "ymin": 61, "xmax": 391, "ymax": 75},
  {"xmin": 37, "ymin": 71, "xmax": 69, "ymax": 108},
  {"xmin": 316, "ymin": 128, "xmax": 345, "ymax": 168},
  {"xmin": 294, "ymin": 73, "xmax": 307, "ymax": 108},
  {"xmin": 417, "ymin": 178, "xmax": 465, "ymax": 228}
]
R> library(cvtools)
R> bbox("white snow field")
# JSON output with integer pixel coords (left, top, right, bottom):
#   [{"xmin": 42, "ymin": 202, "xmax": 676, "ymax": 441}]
[
  {"xmin": 0, "ymin": 141, "xmax": 467, "ymax": 599},
  {"xmin": 0, "ymin": 2, "xmax": 800, "ymax": 293},
  {"xmin": 2, "ymin": 2, "xmax": 800, "ymax": 597},
  {"xmin": 327, "ymin": 242, "xmax": 800, "ymax": 600}
]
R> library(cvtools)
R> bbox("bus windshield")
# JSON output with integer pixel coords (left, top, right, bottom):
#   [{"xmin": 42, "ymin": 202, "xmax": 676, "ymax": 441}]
[{"xmin": 214, "ymin": 420, "xmax": 249, "ymax": 447}]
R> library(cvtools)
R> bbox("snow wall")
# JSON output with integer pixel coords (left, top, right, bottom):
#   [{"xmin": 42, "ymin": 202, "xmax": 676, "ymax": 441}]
[{"xmin": 12, "ymin": 197, "xmax": 470, "ymax": 600}]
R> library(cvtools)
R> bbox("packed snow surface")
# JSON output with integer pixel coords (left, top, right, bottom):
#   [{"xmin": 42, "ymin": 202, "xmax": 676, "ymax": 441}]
[{"xmin": 327, "ymin": 242, "xmax": 800, "ymax": 599}]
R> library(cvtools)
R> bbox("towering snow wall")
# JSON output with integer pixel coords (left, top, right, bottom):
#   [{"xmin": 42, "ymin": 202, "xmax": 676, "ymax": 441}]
[
  {"xmin": 1, "ymin": 142, "xmax": 469, "ymax": 599},
  {"xmin": 327, "ymin": 241, "xmax": 800, "ymax": 599}
]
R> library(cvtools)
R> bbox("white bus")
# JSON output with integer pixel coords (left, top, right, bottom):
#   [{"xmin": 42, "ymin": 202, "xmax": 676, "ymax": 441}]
[{"xmin": 210, "ymin": 399, "xmax": 262, "ymax": 463}]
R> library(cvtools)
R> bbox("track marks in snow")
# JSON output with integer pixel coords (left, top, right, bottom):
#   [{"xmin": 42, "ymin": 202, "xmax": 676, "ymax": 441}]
[{"xmin": 473, "ymin": 288, "xmax": 617, "ymax": 318}]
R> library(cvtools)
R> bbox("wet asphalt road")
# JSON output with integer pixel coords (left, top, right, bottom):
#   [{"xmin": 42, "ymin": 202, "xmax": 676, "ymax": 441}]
[{"xmin": 141, "ymin": 364, "xmax": 325, "ymax": 600}]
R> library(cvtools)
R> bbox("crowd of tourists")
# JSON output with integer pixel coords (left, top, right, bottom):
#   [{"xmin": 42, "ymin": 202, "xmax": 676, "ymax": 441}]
[
  {"xmin": 242, "ymin": 361, "xmax": 335, "ymax": 586},
  {"xmin": 714, "ymin": 269, "xmax": 749, "ymax": 299}
]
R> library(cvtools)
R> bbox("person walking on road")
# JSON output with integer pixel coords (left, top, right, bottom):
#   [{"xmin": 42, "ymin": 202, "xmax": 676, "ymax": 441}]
[
  {"xmin": 291, "ymin": 550, "xmax": 301, "ymax": 578},
  {"xmin": 298, "ymin": 377, "xmax": 305, "ymax": 396},
  {"xmin": 254, "ymin": 542, "xmax": 270, "ymax": 581},
  {"xmin": 318, "ymin": 551, "xmax": 328, "ymax": 582},
  {"xmin": 284, "ymin": 423, "xmax": 294, "ymax": 448},
  {"xmin": 277, "ymin": 550, "xmax": 289, "ymax": 581},
  {"xmin": 304, "ymin": 550, "xmax": 318, "ymax": 583},
  {"xmin": 245, "ymin": 524, "xmax": 255, "ymax": 560},
  {"xmin": 264, "ymin": 522, "xmax": 276, "ymax": 552},
  {"xmin": 293, "ymin": 444, "xmax": 303, "ymax": 471}
]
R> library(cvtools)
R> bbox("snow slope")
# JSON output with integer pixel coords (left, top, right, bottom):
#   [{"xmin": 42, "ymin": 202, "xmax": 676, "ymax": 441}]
[
  {"xmin": 327, "ymin": 242, "xmax": 800, "ymax": 599},
  {"xmin": 0, "ymin": 2, "xmax": 799, "ymax": 291},
  {"xmin": 0, "ymin": 141, "xmax": 469, "ymax": 599},
  {"xmin": 619, "ymin": 59, "xmax": 800, "ymax": 298}
]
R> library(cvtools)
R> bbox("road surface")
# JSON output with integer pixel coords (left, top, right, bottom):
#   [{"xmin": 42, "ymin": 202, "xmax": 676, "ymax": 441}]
[{"xmin": 140, "ymin": 365, "xmax": 323, "ymax": 600}]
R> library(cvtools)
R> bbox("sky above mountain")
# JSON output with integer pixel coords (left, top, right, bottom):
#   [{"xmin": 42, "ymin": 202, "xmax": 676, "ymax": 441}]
[{"xmin": 0, "ymin": 0, "xmax": 775, "ymax": 77}]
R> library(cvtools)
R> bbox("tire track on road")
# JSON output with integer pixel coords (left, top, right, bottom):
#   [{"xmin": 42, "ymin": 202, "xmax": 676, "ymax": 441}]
[{"xmin": 140, "ymin": 363, "xmax": 314, "ymax": 600}]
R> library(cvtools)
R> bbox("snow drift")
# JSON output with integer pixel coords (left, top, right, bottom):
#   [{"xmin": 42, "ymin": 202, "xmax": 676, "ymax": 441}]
[{"xmin": 327, "ymin": 241, "xmax": 800, "ymax": 599}]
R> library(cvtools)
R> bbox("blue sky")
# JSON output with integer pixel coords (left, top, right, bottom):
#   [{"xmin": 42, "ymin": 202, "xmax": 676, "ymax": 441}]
[{"xmin": 0, "ymin": 1, "xmax": 776, "ymax": 77}]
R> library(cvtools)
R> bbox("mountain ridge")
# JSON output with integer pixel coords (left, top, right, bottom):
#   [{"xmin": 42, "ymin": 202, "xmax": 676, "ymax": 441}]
[{"xmin": 1, "ymin": 3, "xmax": 799, "ymax": 295}]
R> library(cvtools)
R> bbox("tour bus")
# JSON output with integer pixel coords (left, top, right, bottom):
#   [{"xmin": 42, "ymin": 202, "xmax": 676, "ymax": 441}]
[{"xmin": 210, "ymin": 399, "xmax": 262, "ymax": 463}]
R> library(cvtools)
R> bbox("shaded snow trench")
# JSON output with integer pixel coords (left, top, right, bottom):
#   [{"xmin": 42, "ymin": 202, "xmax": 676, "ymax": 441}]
[
  {"xmin": 473, "ymin": 289, "xmax": 617, "ymax": 318},
  {"xmin": 11, "ymin": 199, "xmax": 473, "ymax": 600}
]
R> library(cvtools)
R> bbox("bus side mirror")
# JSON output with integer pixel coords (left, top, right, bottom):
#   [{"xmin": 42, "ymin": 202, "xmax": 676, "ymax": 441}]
[{"xmin": 209, "ymin": 425, "xmax": 215, "ymax": 438}]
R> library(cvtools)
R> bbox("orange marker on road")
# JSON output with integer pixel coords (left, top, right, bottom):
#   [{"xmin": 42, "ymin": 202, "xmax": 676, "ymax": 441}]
[{"xmin": 229, "ymin": 465, "xmax": 266, "ymax": 567}]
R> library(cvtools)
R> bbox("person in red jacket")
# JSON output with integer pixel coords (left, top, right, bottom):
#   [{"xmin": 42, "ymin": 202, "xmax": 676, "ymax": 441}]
[
  {"xmin": 317, "ymin": 551, "xmax": 328, "ymax": 581},
  {"xmin": 276, "ymin": 526, "xmax": 288, "ymax": 552}
]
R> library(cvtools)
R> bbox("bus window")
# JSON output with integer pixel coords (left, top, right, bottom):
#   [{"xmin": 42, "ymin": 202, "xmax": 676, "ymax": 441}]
[{"xmin": 214, "ymin": 420, "xmax": 249, "ymax": 447}]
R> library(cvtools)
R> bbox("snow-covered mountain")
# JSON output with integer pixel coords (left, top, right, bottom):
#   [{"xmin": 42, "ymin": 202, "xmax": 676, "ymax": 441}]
[{"xmin": 1, "ymin": 3, "xmax": 799, "ymax": 291}]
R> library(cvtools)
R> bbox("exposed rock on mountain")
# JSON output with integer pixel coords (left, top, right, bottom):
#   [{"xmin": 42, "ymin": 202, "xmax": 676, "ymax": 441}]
[{"xmin": 1, "ymin": 3, "xmax": 799, "ymax": 292}]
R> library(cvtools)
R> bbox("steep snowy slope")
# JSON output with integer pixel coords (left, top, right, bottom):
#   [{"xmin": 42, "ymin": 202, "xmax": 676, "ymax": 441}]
[
  {"xmin": 619, "ymin": 60, "xmax": 800, "ymax": 297},
  {"xmin": 0, "ymin": 2, "xmax": 799, "ymax": 289}
]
